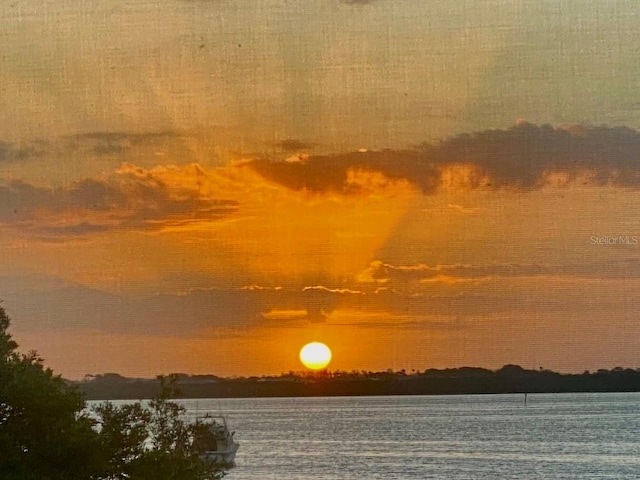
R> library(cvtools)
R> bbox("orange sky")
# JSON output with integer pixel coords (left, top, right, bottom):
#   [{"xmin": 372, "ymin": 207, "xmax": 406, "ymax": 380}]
[{"xmin": 2, "ymin": 1, "xmax": 640, "ymax": 379}]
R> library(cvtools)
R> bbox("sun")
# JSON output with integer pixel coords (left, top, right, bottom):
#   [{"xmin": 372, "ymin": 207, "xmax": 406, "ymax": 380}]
[{"xmin": 299, "ymin": 342, "xmax": 332, "ymax": 370}]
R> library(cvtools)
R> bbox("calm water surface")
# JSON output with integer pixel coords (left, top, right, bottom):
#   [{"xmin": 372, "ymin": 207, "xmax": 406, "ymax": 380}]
[{"xmin": 181, "ymin": 393, "xmax": 640, "ymax": 479}]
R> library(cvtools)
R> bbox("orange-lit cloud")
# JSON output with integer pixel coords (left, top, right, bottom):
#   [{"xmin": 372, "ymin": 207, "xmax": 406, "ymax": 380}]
[{"xmin": 357, "ymin": 258, "xmax": 640, "ymax": 286}]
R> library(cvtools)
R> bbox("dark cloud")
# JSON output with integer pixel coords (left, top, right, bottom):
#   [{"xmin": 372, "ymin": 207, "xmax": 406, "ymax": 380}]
[
  {"xmin": 275, "ymin": 139, "xmax": 316, "ymax": 152},
  {"xmin": 1, "ymin": 278, "xmax": 363, "ymax": 335},
  {"xmin": 0, "ymin": 130, "xmax": 182, "ymax": 161},
  {"xmin": 249, "ymin": 149, "xmax": 439, "ymax": 193},
  {"xmin": 70, "ymin": 131, "xmax": 180, "ymax": 143},
  {"xmin": 37, "ymin": 222, "xmax": 112, "ymax": 237},
  {"xmin": 3, "ymin": 282, "xmax": 263, "ymax": 336},
  {"xmin": 0, "ymin": 141, "xmax": 44, "ymax": 162},
  {"xmin": 246, "ymin": 123, "xmax": 640, "ymax": 193},
  {"xmin": 67, "ymin": 131, "xmax": 180, "ymax": 156},
  {"xmin": 0, "ymin": 166, "xmax": 239, "ymax": 238}
]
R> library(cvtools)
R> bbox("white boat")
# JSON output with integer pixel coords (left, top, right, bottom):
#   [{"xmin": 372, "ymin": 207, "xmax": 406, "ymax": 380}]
[{"xmin": 194, "ymin": 414, "xmax": 240, "ymax": 465}]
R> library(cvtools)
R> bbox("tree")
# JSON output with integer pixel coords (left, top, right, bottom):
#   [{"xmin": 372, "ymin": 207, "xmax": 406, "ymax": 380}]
[
  {"xmin": 92, "ymin": 402, "xmax": 151, "ymax": 479},
  {"xmin": 0, "ymin": 305, "xmax": 227, "ymax": 480},
  {"xmin": 0, "ymin": 305, "xmax": 105, "ymax": 480},
  {"xmin": 94, "ymin": 375, "xmax": 226, "ymax": 480}
]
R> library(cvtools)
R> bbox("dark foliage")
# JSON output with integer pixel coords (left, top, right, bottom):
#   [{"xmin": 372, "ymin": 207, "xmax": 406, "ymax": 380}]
[
  {"xmin": 93, "ymin": 375, "xmax": 225, "ymax": 480},
  {"xmin": 0, "ymin": 305, "xmax": 104, "ymax": 480},
  {"xmin": 0, "ymin": 305, "xmax": 225, "ymax": 480},
  {"xmin": 79, "ymin": 365, "xmax": 640, "ymax": 400}
]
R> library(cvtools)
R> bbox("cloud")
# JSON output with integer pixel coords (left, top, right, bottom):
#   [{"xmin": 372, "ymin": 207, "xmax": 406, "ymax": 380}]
[
  {"xmin": 0, "ymin": 141, "xmax": 44, "ymax": 162},
  {"xmin": 357, "ymin": 258, "xmax": 640, "ymax": 285},
  {"xmin": 245, "ymin": 123, "xmax": 640, "ymax": 194},
  {"xmin": 247, "ymin": 148, "xmax": 437, "ymax": 194},
  {"xmin": 7, "ymin": 254, "xmax": 640, "ymax": 337},
  {"xmin": 0, "ymin": 130, "xmax": 183, "ymax": 167},
  {"xmin": 357, "ymin": 260, "xmax": 530, "ymax": 284},
  {"xmin": 1, "ymin": 276, "xmax": 366, "ymax": 335},
  {"xmin": 3, "ymin": 282, "xmax": 266, "ymax": 336},
  {"xmin": 67, "ymin": 131, "xmax": 181, "ymax": 156},
  {"xmin": 0, "ymin": 163, "xmax": 239, "ymax": 238},
  {"xmin": 275, "ymin": 139, "xmax": 316, "ymax": 152},
  {"xmin": 69, "ymin": 131, "xmax": 179, "ymax": 143},
  {"xmin": 446, "ymin": 204, "xmax": 481, "ymax": 215},
  {"xmin": 1, "ymin": 274, "xmax": 471, "ymax": 335},
  {"xmin": 37, "ymin": 222, "xmax": 112, "ymax": 238},
  {"xmin": 332, "ymin": 312, "xmax": 467, "ymax": 331}
]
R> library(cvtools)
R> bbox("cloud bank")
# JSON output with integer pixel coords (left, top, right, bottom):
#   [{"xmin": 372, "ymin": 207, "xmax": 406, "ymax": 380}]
[
  {"xmin": 247, "ymin": 123, "xmax": 640, "ymax": 193},
  {"xmin": 0, "ymin": 141, "xmax": 44, "ymax": 163},
  {"xmin": 67, "ymin": 131, "xmax": 180, "ymax": 156},
  {"xmin": 0, "ymin": 163, "xmax": 238, "ymax": 238}
]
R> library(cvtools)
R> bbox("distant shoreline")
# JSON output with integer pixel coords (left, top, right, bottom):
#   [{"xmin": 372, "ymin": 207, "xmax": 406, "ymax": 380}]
[{"xmin": 73, "ymin": 365, "xmax": 640, "ymax": 400}]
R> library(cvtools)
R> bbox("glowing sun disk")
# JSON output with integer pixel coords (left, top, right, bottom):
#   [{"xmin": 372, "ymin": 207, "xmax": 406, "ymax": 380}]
[{"xmin": 299, "ymin": 342, "xmax": 332, "ymax": 370}]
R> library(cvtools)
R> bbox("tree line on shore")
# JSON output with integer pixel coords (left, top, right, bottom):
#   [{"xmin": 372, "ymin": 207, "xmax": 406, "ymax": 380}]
[{"xmin": 78, "ymin": 364, "xmax": 640, "ymax": 400}]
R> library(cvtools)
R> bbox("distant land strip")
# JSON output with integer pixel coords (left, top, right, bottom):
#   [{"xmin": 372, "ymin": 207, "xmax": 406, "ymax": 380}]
[{"xmin": 73, "ymin": 365, "xmax": 640, "ymax": 400}]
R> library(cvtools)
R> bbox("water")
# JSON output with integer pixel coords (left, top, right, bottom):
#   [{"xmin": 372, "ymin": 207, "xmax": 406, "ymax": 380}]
[{"xmin": 181, "ymin": 393, "xmax": 640, "ymax": 479}]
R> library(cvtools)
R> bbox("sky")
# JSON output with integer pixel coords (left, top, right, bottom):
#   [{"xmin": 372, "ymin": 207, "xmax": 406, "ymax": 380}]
[{"xmin": 1, "ymin": 0, "xmax": 640, "ymax": 379}]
